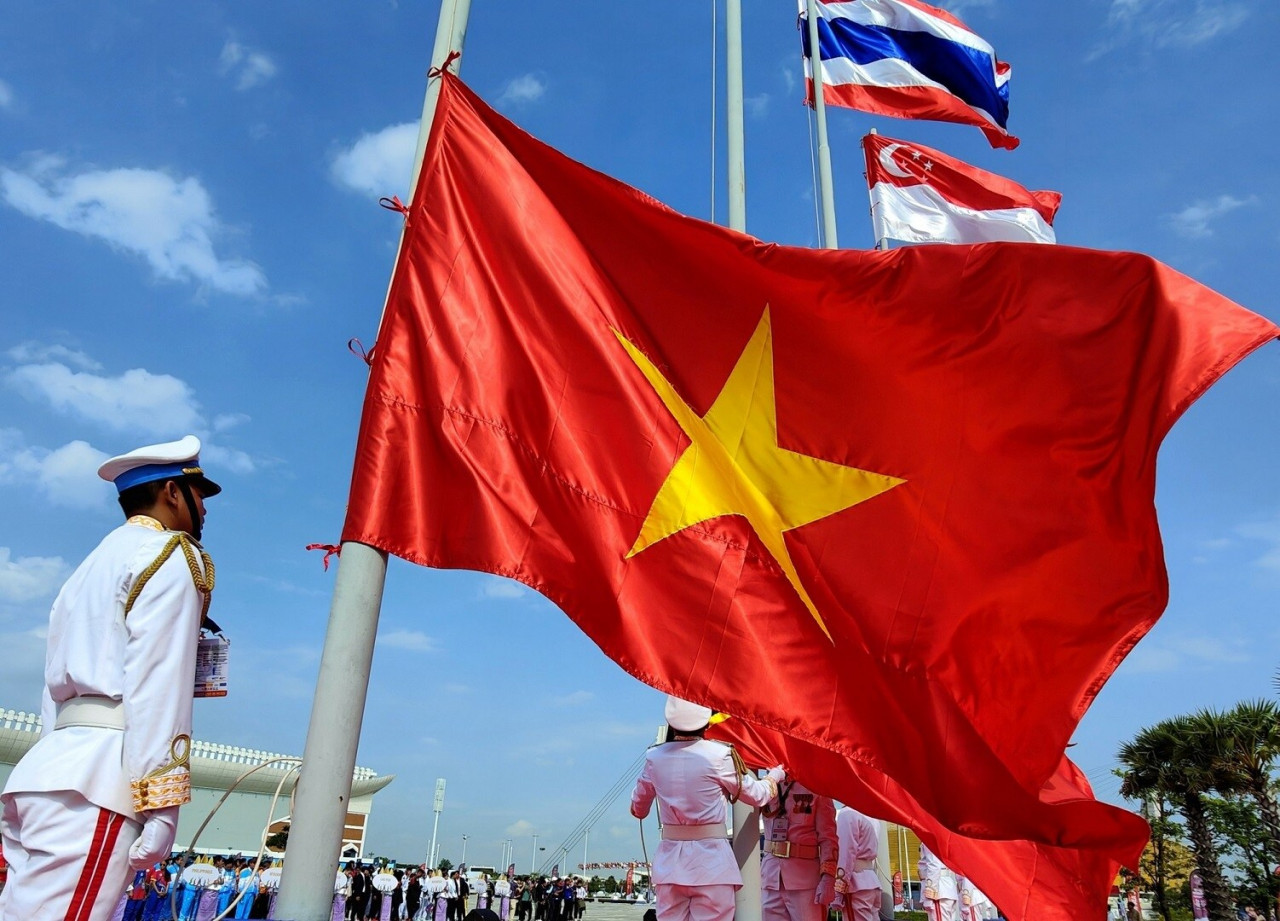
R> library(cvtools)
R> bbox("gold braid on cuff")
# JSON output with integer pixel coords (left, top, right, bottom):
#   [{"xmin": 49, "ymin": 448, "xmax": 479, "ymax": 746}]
[{"xmin": 131, "ymin": 734, "xmax": 193, "ymax": 812}]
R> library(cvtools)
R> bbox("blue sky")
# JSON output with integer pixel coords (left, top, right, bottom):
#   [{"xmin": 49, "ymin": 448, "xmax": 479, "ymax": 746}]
[{"xmin": 0, "ymin": 0, "xmax": 1277, "ymax": 869}]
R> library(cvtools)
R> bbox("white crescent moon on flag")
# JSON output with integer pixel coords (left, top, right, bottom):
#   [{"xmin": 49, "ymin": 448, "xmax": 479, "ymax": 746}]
[{"xmin": 878, "ymin": 143, "xmax": 914, "ymax": 178}]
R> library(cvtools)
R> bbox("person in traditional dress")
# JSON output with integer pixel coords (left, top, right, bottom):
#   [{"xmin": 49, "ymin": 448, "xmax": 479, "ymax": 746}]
[
  {"xmin": 916, "ymin": 843, "xmax": 957, "ymax": 921},
  {"xmin": 0, "ymin": 436, "xmax": 220, "ymax": 921},
  {"xmin": 834, "ymin": 806, "xmax": 880, "ymax": 921},
  {"xmin": 759, "ymin": 766, "xmax": 837, "ymax": 921},
  {"xmin": 493, "ymin": 875, "xmax": 511, "ymax": 921},
  {"xmin": 233, "ymin": 861, "xmax": 258, "ymax": 919},
  {"xmin": 629, "ymin": 696, "xmax": 777, "ymax": 921}
]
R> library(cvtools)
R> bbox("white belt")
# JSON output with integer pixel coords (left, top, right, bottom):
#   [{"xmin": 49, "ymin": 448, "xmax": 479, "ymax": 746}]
[
  {"xmin": 851, "ymin": 858, "xmax": 875, "ymax": 872},
  {"xmin": 55, "ymin": 697, "xmax": 125, "ymax": 730},
  {"xmin": 661, "ymin": 823, "xmax": 727, "ymax": 842}
]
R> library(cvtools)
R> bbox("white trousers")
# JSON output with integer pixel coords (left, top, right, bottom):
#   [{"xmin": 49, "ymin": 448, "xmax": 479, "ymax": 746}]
[
  {"xmin": 655, "ymin": 883, "xmax": 735, "ymax": 921},
  {"xmin": 844, "ymin": 889, "xmax": 880, "ymax": 921},
  {"xmin": 761, "ymin": 886, "xmax": 823, "ymax": 921},
  {"xmin": 0, "ymin": 791, "xmax": 141, "ymax": 921},
  {"xmin": 924, "ymin": 897, "xmax": 956, "ymax": 921}
]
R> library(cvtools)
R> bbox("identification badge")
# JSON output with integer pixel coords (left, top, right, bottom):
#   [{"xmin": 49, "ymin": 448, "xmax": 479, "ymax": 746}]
[
  {"xmin": 195, "ymin": 635, "xmax": 230, "ymax": 697},
  {"xmin": 769, "ymin": 816, "xmax": 790, "ymax": 842}
]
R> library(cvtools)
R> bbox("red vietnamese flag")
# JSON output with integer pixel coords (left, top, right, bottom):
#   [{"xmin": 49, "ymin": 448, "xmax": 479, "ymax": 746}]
[
  {"xmin": 343, "ymin": 75, "xmax": 1277, "ymax": 920},
  {"xmin": 706, "ymin": 714, "xmax": 1136, "ymax": 919}
]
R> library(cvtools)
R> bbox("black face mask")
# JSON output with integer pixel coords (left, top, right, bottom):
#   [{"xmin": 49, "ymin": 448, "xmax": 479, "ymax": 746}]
[{"xmin": 177, "ymin": 479, "xmax": 203, "ymax": 543}]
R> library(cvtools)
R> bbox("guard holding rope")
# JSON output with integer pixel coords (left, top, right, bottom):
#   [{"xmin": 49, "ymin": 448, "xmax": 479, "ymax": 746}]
[
  {"xmin": 629, "ymin": 696, "xmax": 776, "ymax": 921},
  {"xmin": 0, "ymin": 436, "xmax": 221, "ymax": 921}
]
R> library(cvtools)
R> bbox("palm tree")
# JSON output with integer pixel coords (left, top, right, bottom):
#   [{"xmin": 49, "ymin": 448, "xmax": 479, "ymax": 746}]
[
  {"xmin": 1209, "ymin": 701, "xmax": 1280, "ymax": 907},
  {"xmin": 1118, "ymin": 716, "xmax": 1234, "ymax": 920}
]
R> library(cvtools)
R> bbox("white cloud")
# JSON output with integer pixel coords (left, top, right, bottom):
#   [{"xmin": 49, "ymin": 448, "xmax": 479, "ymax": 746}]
[
  {"xmin": 202, "ymin": 443, "xmax": 256, "ymax": 474},
  {"xmin": 378, "ymin": 628, "xmax": 437, "ymax": 652},
  {"xmin": 480, "ymin": 576, "xmax": 528, "ymax": 600},
  {"xmin": 0, "ymin": 157, "xmax": 266, "ymax": 296},
  {"xmin": 0, "ymin": 548, "xmax": 68, "ymax": 604},
  {"xmin": 0, "ymin": 79, "xmax": 13, "ymax": 111},
  {"xmin": 496, "ymin": 74, "xmax": 547, "ymax": 108},
  {"xmin": 0, "ymin": 434, "xmax": 111, "ymax": 509},
  {"xmin": 1121, "ymin": 634, "xmax": 1251, "ymax": 674},
  {"xmin": 551, "ymin": 690, "xmax": 593, "ymax": 707},
  {"xmin": 505, "ymin": 819, "xmax": 535, "ymax": 837},
  {"xmin": 745, "ymin": 94, "xmax": 770, "ymax": 119},
  {"xmin": 6, "ymin": 342, "xmax": 101, "ymax": 371},
  {"xmin": 7, "ymin": 363, "xmax": 203, "ymax": 435},
  {"xmin": 4, "ymin": 348, "xmax": 256, "ymax": 475},
  {"xmin": 1091, "ymin": 0, "xmax": 1249, "ymax": 58},
  {"xmin": 219, "ymin": 41, "xmax": 278, "ymax": 91},
  {"xmin": 331, "ymin": 122, "xmax": 417, "ymax": 200},
  {"xmin": 0, "ymin": 625, "xmax": 48, "ymax": 708},
  {"xmin": 1237, "ymin": 516, "xmax": 1280, "ymax": 570},
  {"xmin": 1166, "ymin": 194, "xmax": 1255, "ymax": 238},
  {"xmin": 212, "ymin": 412, "xmax": 251, "ymax": 433}
]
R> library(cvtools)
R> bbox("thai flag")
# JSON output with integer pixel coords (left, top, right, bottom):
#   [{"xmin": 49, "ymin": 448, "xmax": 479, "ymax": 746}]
[
  {"xmin": 863, "ymin": 133, "xmax": 1059, "ymax": 244},
  {"xmin": 800, "ymin": 0, "xmax": 1018, "ymax": 149}
]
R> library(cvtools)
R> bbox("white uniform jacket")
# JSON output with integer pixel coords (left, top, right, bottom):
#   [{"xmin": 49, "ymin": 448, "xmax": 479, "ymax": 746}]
[
  {"xmin": 3, "ymin": 517, "xmax": 211, "ymax": 818},
  {"xmin": 916, "ymin": 844, "xmax": 958, "ymax": 902},
  {"xmin": 834, "ymin": 807, "xmax": 880, "ymax": 893},
  {"xmin": 630, "ymin": 739, "xmax": 773, "ymax": 887},
  {"xmin": 957, "ymin": 877, "xmax": 991, "ymax": 914},
  {"xmin": 760, "ymin": 780, "xmax": 836, "ymax": 891}
]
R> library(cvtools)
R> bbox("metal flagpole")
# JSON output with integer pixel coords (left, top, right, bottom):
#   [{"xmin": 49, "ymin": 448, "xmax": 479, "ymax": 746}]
[
  {"xmin": 723, "ymin": 4, "xmax": 764, "ymax": 920},
  {"xmin": 805, "ymin": 0, "xmax": 839, "ymax": 249},
  {"xmin": 273, "ymin": 1, "xmax": 473, "ymax": 917},
  {"xmin": 864, "ymin": 128, "xmax": 889, "ymax": 251}
]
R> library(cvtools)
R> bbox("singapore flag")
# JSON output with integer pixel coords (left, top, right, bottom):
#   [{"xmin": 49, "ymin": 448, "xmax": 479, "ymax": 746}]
[{"xmin": 864, "ymin": 133, "xmax": 1061, "ymax": 245}]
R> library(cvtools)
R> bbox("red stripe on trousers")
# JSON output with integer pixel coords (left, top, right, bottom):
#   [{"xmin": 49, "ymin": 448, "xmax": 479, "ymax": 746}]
[{"xmin": 65, "ymin": 808, "xmax": 126, "ymax": 921}]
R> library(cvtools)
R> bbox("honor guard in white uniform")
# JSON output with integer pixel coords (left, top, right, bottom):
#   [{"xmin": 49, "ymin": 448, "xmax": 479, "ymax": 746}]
[
  {"xmin": 0, "ymin": 436, "xmax": 220, "ymax": 921},
  {"xmin": 629, "ymin": 696, "xmax": 777, "ymax": 921},
  {"xmin": 834, "ymin": 806, "xmax": 881, "ymax": 921},
  {"xmin": 759, "ymin": 769, "xmax": 837, "ymax": 921},
  {"xmin": 957, "ymin": 875, "xmax": 993, "ymax": 921},
  {"xmin": 917, "ymin": 843, "xmax": 958, "ymax": 921}
]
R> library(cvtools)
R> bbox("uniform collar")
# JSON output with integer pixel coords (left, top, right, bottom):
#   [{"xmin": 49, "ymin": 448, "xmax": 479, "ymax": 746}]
[{"xmin": 126, "ymin": 515, "xmax": 167, "ymax": 532}]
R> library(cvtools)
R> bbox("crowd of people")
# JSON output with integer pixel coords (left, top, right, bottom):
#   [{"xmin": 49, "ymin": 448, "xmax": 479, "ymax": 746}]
[{"xmin": 337, "ymin": 867, "xmax": 594, "ymax": 921}]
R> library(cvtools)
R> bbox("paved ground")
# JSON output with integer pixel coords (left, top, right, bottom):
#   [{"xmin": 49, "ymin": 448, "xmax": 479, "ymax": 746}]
[{"xmin": 579, "ymin": 900, "xmax": 655, "ymax": 921}]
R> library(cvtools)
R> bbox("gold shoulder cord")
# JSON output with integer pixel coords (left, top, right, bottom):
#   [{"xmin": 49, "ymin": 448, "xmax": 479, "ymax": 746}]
[
  {"xmin": 728, "ymin": 745, "xmax": 748, "ymax": 803},
  {"xmin": 125, "ymin": 534, "xmax": 216, "ymax": 619}
]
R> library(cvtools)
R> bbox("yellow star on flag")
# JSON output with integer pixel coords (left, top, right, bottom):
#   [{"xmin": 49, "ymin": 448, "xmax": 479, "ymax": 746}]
[{"xmin": 614, "ymin": 306, "xmax": 906, "ymax": 638}]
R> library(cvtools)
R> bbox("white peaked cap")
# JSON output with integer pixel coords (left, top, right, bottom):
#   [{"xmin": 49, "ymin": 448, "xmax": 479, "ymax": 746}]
[
  {"xmin": 97, "ymin": 434, "xmax": 222, "ymax": 496},
  {"xmin": 665, "ymin": 695, "xmax": 713, "ymax": 732}
]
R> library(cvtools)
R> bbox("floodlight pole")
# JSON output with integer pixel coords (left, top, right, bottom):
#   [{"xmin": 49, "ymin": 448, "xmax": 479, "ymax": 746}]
[{"xmin": 273, "ymin": 0, "xmax": 473, "ymax": 917}]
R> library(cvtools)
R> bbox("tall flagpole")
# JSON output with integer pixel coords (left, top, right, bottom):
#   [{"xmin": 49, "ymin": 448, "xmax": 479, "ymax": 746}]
[
  {"xmin": 806, "ymin": 0, "xmax": 839, "ymax": 249},
  {"xmin": 273, "ymin": 1, "xmax": 473, "ymax": 918},
  {"xmin": 864, "ymin": 128, "xmax": 889, "ymax": 251},
  {"xmin": 723, "ymin": 4, "xmax": 763, "ymax": 921}
]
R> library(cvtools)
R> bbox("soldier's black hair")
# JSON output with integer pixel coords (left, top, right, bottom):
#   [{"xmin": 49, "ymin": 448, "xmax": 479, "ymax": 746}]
[{"xmin": 116, "ymin": 479, "xmax": 169, "ymax": 518}]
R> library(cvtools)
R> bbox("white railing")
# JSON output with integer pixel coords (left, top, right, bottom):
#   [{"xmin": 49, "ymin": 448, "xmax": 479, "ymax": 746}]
[
  {"xmin": 1, "ymin": 708, "xmax": 377, "ymax": 780},
  {"xmin": 0, "ymin": 709, "xmax": 41, "ymax": 732}
]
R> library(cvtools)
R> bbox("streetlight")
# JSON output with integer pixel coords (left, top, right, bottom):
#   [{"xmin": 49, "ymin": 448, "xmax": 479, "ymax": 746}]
[
  {"xmin": 462, "ymin": 834, "xmax": 469, "ymax": 867},
  {"xmin": 531, "ymin": 835, "xmax": 538, "ymax": 874}
]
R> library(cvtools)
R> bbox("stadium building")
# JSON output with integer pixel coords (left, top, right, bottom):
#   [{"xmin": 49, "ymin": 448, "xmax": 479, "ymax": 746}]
[{"xmin": 0, "ymin": 706, "xmax": 393, "ymax": 860}]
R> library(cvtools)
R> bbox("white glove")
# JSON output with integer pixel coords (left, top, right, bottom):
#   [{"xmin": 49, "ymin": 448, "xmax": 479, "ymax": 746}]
[
  {"xmin": 766, "ymin": 765, "xmax": 786, "ymax": 785},
  {"xmin": 129, "ymin": 807, "xmax": 179, "ymax": 869},
  {"xmin": 814, "ymin": 874, "xmax": 834, "ymax": 907}
]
